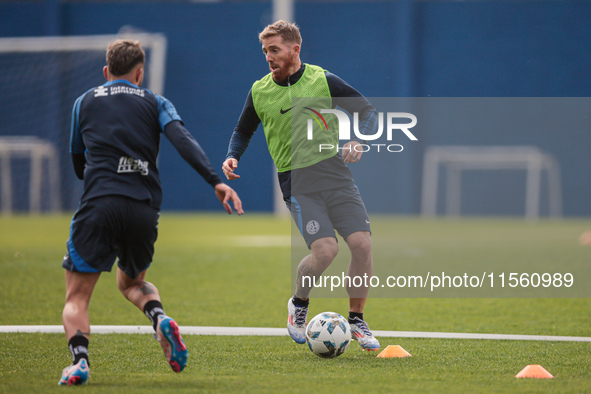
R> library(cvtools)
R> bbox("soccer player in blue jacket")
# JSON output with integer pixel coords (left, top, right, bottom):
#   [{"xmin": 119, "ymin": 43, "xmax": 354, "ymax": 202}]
[{"xmin": 59, "ymin": 39, "xmax": 243, "ymax": 385}]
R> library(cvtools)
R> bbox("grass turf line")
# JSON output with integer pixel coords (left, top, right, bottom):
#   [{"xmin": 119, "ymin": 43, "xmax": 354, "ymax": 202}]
[
  {"xmin": 1, "ymin": 214, "xmax": 591, "ymax": 392},
  {"xmin": 1, "ymin": 334, "xmax": 591, "ymax": 393}
]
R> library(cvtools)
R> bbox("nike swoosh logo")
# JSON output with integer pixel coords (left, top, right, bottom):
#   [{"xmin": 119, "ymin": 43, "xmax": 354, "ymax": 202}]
[{"xmin": 280, "ymin": 105, "xmax": 296, "ymax": 114}]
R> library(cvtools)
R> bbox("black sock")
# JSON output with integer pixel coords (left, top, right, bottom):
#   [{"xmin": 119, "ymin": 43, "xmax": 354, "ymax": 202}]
[
  {"xmin": 348, "ymin": 311, "xmax": 363, "ymax": 323},
  {"xmin": 144, "ymin": 300, "xmax": 165, "ymax": 331},
  {"xmin": 292, "ymin": 296, "xmax": 309, "ymax": 307},
  {"xmin": 68, "ymin": 335, "xmax": 89, "ymax": 366}
]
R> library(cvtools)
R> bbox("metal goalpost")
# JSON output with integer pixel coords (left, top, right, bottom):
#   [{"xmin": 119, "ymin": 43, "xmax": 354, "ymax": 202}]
[
  {"xmin": 0, "ymin": 32, "xmax": 167, "ymax": 214},
  {"xmin": 273, "ymin": 0, "xmax": 294, "ymax": 216}
]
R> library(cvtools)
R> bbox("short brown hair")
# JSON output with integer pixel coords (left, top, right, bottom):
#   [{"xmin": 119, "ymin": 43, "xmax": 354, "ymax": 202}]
[
  {"xmin": 259, "ymin": 20, "xmax": 302, "ymax": 45},
  {"xmin": 106, "ymin": 39, "xmax": 145, "ymax": 77}
]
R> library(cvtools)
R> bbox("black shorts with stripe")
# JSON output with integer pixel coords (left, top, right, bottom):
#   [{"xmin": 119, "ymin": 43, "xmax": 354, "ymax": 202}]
[
  {"xmin": 62, "ymin": 195, "xmax": 159, "ymax": 279},
  {"xmin": 286, "ymin": 185, "xmax": 371, "ymax": 248}
]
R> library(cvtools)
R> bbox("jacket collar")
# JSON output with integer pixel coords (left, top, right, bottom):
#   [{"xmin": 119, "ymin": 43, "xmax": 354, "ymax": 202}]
[{"xmin": 274, "ymin": 63, "xmax": 305, "ymax": 87}]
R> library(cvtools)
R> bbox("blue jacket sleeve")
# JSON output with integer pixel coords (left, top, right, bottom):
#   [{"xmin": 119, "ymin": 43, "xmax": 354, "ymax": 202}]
[
  {"xmin": 164, "ymin": 120, "xmax": 222, "ymax": 187},
  {"xmin": 325, "ymin": 72, "xmax": 379, "ymax": 144},
  {"xmin": 70, "ymin": 94, "xmax": 86, "ymax": 179},
  {"xmin": 226, "ymin": 90, "xmax": 260, "ymax": 161}
]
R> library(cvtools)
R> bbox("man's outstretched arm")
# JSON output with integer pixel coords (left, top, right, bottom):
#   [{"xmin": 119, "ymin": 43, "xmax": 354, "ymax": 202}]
[
  {"xmin": 223, "ymin": 90, "xmax": 260, "ymax": 180},
  {"xmin": 326, "ymin": 72, "xmax": 379, "ymax": 163}
]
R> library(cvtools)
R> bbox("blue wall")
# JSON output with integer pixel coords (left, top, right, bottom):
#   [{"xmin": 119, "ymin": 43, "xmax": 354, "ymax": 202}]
[{"xmin": 1, "ymin": 0, "xmax": 590, "ymax": 215}]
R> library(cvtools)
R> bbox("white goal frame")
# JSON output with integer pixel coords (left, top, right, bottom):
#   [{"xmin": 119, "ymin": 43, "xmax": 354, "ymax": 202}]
[
  {"xmin": 0, "ymin": 33, "xmax": 167, "ymax": 94},
  {"xmin": 0, "ymin": 33, "xmax": 167, "ymax": 214},
  {"xmin": 421, "ymin": 146, "xmax": 562, "ymax": 219}
]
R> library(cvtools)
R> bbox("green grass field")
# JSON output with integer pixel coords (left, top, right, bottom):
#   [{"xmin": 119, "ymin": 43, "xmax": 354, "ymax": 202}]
[{"xmin": 1, "ymin": 213, "xmax": 591, "ymax": 392}]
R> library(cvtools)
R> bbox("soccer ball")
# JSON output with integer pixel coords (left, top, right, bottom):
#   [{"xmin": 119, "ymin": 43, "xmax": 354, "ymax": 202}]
[{"xmin": 305, "ymin": 312, "xmax": 351, "ymax": 358}]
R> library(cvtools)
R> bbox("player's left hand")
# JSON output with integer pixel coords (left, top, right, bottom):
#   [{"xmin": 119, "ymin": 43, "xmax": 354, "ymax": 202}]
[
  {"xmin": 342, "ymin": 141, "xmax": 363, "ymax": 164},
  {"xmin": 214, "ymin": 183, "xmax": 244, "ymax": 215}
]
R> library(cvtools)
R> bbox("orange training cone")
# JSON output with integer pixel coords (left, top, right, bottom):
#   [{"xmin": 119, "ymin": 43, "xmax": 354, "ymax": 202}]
[
  {"xmin": 515, "ymin": 365, "xmax": 554, "ymax": 379},
  {"xmin": 376, "ymin": 345, "xmax": 412, "ymax": 358}
]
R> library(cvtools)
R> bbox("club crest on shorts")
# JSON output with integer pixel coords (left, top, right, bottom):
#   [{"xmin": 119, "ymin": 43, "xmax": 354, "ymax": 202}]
[{"xmin": 306, "ymin": 220, "xmax": 320, "ymax": 235}]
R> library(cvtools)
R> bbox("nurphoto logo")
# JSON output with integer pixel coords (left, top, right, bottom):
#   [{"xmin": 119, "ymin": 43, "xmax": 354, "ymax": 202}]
[{"xmin": 305, "ymin": 108, "xmax": 418, "ymax": 153}]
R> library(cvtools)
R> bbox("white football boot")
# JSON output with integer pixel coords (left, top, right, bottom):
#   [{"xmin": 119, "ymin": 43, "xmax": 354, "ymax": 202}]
[
  {"xmin": 349, "ymin": 316, "xmax": 380, "ymax": 351},
  {"xmin": 287, "ymin": 297, "xmax": 308, "ymax": 344}
]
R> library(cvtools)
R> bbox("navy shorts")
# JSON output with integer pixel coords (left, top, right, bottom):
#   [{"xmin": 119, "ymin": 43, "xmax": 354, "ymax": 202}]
[
  {"xmin": 287, "ymin": 185, "xmax": 371, "ymax": 248},
  {"xmin": 62, "ymin": 195, "xmax": 159, "ymax": 279}
]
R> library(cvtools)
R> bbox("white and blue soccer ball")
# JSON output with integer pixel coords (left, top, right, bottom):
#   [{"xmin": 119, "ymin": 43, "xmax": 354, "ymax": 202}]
[{"xmin": 305, "ymin": 312, "xmax": 351, "ymax": 358}]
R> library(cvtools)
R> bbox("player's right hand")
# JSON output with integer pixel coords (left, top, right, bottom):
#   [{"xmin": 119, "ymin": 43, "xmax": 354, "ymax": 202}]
[
  {"xmin": 214, "ymin": 183, "xmax": 244, "ymax": 215},
  {"xmin": 222, "ymin": 158, "xmax": 240, "ymax": 180}
]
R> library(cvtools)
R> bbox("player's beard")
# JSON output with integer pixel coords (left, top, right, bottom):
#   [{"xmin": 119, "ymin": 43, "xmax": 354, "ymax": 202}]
[{"xmin": 272, "ymin": 52, "xmax": 299, "ymax": 83}]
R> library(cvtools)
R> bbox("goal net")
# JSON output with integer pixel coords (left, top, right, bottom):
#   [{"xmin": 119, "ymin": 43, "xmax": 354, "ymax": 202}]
[{"xmin": 0, "ymin": 32, "xmax": 167, "ymax": 213}]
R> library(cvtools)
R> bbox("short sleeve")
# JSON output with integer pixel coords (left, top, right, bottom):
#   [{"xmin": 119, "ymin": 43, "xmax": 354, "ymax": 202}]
[{"xmin": 156, "ymin": 94, "xmax": 183, "ymax": 130}]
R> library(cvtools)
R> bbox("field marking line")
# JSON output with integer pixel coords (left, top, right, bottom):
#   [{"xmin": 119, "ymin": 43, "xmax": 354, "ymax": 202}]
[{"xmin": 1, "ymin": 325, "xmax": 591, "ymax": 342}]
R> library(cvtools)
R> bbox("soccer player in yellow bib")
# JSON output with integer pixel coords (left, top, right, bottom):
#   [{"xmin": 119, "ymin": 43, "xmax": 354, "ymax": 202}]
[{"xmin": 222, "ymin": 20, "xmax": 380, "ymax": 351}]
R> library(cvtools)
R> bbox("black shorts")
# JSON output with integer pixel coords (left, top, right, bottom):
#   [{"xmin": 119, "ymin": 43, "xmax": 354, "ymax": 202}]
[
  {"xmin": 62, "ymin": 195, "xmax": 159, "ymax": 279},
  {"xmin": 287, "ymin": 185, "xmax": 371, "ymax": 248}
]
